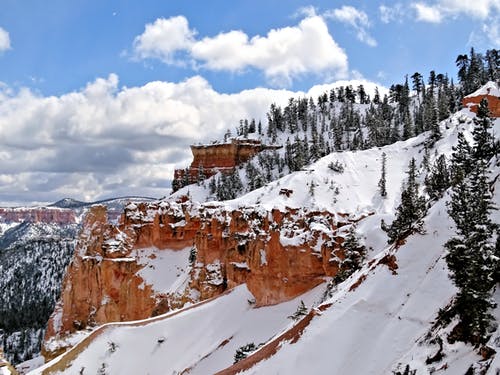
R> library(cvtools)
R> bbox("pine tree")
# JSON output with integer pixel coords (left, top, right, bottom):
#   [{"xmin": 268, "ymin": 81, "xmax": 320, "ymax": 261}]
[
  {"xmin": 445, "ymin": 158, "xmax": 497, "ymax": 343},
  {"xmin": 424, "ymin": 154, "xmax": 450, "ymax": 200},
  {"xmin": 450, "ymin": 132, "xmax": 473, "ymax": 185},
  {"xmin": 444, "ymin": 96, "xmax": 498, "ymax": 343},
  {"xmin": 378, "ymin": 152, "xmax": 387, "ymax": 198},
  {"xmin": 288, "ymin": 301, "xmax": 308, "ymax": 321},
  {"xmin": 382, "ymin": 158, "xmax": 427, "ymax": 244},
  {"xmin": 234, "ymin": 343, "xmax": 257, "ymax": 364},
  {"xmin": 472, "ymin": 98, "xmax": 495, "ymax": 162},
  {"xmin": 335, "ymin": 226, "xmax": 367, "ymax": 282},
  {"xmin": 196, "ymin": 165, "xmax": 206, "ymax": 185}
]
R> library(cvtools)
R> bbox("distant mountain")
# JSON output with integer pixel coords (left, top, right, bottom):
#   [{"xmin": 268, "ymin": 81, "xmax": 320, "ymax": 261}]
[{"xmin": 49, "ymin": 198, "xmax": 87, "ymax": 209}]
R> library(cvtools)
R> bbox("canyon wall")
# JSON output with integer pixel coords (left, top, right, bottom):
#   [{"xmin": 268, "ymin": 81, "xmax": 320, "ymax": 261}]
[
  {"xmin": 43, "ymin": 200, "xmax": 365, "ymax": 360},
  {"xmin": 0, "ymin": 207, "xmax": 76, "ymax": 225}
]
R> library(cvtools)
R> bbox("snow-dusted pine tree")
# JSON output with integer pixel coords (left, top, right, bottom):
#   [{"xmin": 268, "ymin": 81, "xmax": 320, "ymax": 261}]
[
  {"xmin": 445, "ymin": 99, "xmax": 498, "ymax": 343},
  {"xmin": 382, "ymin": 158, "xmax": 427, "ymax": 244}
]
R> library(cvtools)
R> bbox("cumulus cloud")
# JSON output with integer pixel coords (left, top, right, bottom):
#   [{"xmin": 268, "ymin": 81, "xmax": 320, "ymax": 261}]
[
  {"xmin": 132, "ymin": 14, "xmax": 349, "ymax": 87},
  {"xmin": 0, "ymin": 27, "xmax": 11, "ymax": 51},
  {"xmin": 133, "ymin": 16, "xmax": 195, "ymax": 64},
  {"xmin": 412, "ymin": 0, "xmax": 500, "ymax": 23},
  {"xmin": 0, "ymin": 75, "xmax": 387, "ymax": 206},
  {"xmin": 325, "ymin": 6, "xmax": 377, "ymax": 47}
]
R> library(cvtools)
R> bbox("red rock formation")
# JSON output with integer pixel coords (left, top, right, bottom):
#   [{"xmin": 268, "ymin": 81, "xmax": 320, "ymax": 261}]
[
  {"xmin": 43, "ymin": 200, "xmax": 366, "ymax": 359},
  {"xmin": 0, "ymin": 207, "xmax": 76, "ymax": 225},
  {"xmin": 173, "ymin": 139, "xmax": 280, "ymax": 190},
  {"xmin": 462, "ymin": 82, "xmax": 500, "ymax": 117}
]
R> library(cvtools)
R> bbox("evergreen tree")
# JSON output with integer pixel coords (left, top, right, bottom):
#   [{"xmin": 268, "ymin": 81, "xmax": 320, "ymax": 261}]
[
  {"xmin": 424, "ymin": 94, "xmax": 441, "ymax": 143},
  {"xmin": 450, "ymin": 132, "xmax": 474, "ymax": 185},
  {"xmin": 456, "ymin": 54, "xmax": 469, "ymax": 92},
  {"xmin": 485, "ymin": 49, "xmax": 499, "ymax": 82},
  {"xmin": 472, "ymin": 98, "xmax": 495, "ymax": 162},
  {"xmin": 196, "ymin": 165, "xmax": 206, "ymax": 185},
  {"xmin": 288, "ymin": 301, "xmax": 308, "ymax": 321},
  {"xmin": 378, "ymin": 152, "xmax": 387, "ymax": 198},
  {"xmin": 340, "ymin": 227, "xmax": 366, "ymax": 273},
  {"xmin": 445, "ymin": 157, "xmax": 497, "ymax": 343},
  {"xmin": 411, "ymin": 72, "xmax": 423, "ymax": 96},
  {"xmin": 234, "ymin": 343, "xmax": 257, "ymax": 364},
  {"xmin": 424, "ymin": 154, "xmax": 450, "ymax": 200},
  {"xmin": 444, "ymin": 95, "xmax": 498, "ymax": 343},
  {"xmin": 382, "ymin": 158, "xmax": 427, "ymax": 244}
]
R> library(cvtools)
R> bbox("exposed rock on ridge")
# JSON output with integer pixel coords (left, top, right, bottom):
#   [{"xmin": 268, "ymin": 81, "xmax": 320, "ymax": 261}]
[
  {"xmin": 0, "ymin": 207, "xmax": 76, "ymax": 225},
  {"xmin": 43, "ymin": 200, "xmax": 366, "ymax": 359}
]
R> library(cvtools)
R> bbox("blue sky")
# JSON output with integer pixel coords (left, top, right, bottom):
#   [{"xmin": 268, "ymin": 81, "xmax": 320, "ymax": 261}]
[
  {"xmin": 0, "ymin": 0, "xmax": 498, "ymax": 205},
  {"xmin": 1, "ymin": 0, "xmax": 497, "ymax": 94}
]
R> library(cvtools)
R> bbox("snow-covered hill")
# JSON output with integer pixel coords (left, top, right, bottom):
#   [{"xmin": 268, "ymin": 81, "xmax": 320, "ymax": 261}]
[{"xmin": 29, "ymin": 104, "xmax": 500, "ymax": 374}]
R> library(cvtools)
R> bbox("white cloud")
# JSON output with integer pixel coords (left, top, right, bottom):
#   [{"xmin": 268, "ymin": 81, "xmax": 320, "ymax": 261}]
[
  {"xmin": 325, "ymin": 6, "xmax": 377, "ymax": 47},
  {"xmin": 0, "ymin": 75, "xmax": 386, "ymax": 206},
  {"xmin": 438, "ymin": 0, "xmax": 500, "ymax": 19},
  {"xmin": 133, "ymin": 16, "xmax": 195, "ymax": 64},
  {"xmin": 0, "ymin": 27, "xmax": 11, "ymax": 51},
  {"xmin": 412, "ymin": 3, "xmax": 443, "ymax": 23},
  {"xmin": 486, "ymin": 18, "xmax": 500, "ymax": 46},
  {"xmin": 379, "ymin": 4, "xmax": 405, "ymax": 23},
  {"xmin": 132, "ymin": 14, "xmax": 349, "ymax": 87},
  {"xmin": 411, "ymin": 0, "xmax": 500, "ymax": 23}
]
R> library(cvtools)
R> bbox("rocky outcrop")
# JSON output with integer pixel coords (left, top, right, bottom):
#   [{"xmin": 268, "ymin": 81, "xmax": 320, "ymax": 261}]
[
  {"xmin": 462, "ymin": 81, "xmax": 500, "ymax": 117},
  {"xmin": 0, "ymin": 207, "xmax": 76, "ymax": 225},
  {"xmin": 43, "ymin": 200, "xmax": 367, "ymax": 359},
  {"xmin": 173, "ymin": 139, "xmax": 280, "ymax": 190}
]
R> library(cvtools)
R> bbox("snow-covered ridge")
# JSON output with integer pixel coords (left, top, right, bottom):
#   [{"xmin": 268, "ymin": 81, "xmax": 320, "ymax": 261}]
[{"xmin": 464, "ymin": 81, "xmax": 500, "ymax": 98}]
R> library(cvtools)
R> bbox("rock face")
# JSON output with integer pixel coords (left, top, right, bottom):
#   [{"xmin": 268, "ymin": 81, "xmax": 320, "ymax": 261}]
[
  {"xmin": 173, "ymin": 139, "xmax": 279, "ymax": 190},
  {"xmin": 43, "ymin": 200, "xmax": 365, "ymax": 359},
  {"xmin": 462, "ymin": 81, "xmax": 500, "ymax": 117},
  {"xmin": 0, "ymin": 207, "xmax": 76, "ymax": 225}
]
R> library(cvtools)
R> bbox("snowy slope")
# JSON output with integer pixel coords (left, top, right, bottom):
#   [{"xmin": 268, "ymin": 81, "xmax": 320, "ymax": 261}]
[
  {"xmin": 177, "ymin": 109, "xmax": 482, "ymax": 216},
  {"xmin": 31, "ymin": 285, "xmax": 324, "ymax": 375},
  {"xmin": 132, "ymin": 246, "xmax": 191, "ymax": 295},
  {"xmin": 237, "ymin": 192, "xmax": 460, "ymax": 374}
]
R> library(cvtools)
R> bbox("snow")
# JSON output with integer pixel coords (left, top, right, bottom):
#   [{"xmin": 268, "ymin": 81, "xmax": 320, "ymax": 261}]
[
  {"xmin": 230, "ymin": 261, "xmax": 250, "ymax": 270},
  {"xmin": 259, "ymin": 249, "xmax": 267, "ymax": 266},
  {"xmin": 30, "ymin": 284, "xmax": 325, "ymax": 375},
  {"xmin": 132, "ymin": 246, "xmax": 191, "ymax": 295},
  {"xmin": 464, "ymin": 81, "xmax": 500, "ymax": 98},
  {"xmin": 15, "ymin": 356, "xmax": 45, "ymax": 375},
  {"xmin": 0, "ymin": 222, "xmax": 19, "ymax": 235}
]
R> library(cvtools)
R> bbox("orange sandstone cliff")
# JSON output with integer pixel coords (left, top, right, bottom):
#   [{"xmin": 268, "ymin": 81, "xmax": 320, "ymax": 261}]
[
  {"xmin": 173, "ymin": 139, "xmax": 279, "ymax": 189},
  {"xmin": 43, "ymin": 200, "xmax": 367, "ymax": 359}
]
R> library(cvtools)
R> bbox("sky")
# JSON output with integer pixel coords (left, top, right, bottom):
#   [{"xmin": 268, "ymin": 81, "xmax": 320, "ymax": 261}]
[{"xmin": 0, "ymin": 0, "xmax": 498, "ymax": 206}]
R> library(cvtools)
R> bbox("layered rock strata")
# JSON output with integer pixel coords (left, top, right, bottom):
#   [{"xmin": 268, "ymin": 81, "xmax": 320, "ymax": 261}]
[{"xmin": 43, "ymin": 200, "xmax": 367, "ymax": 359}]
